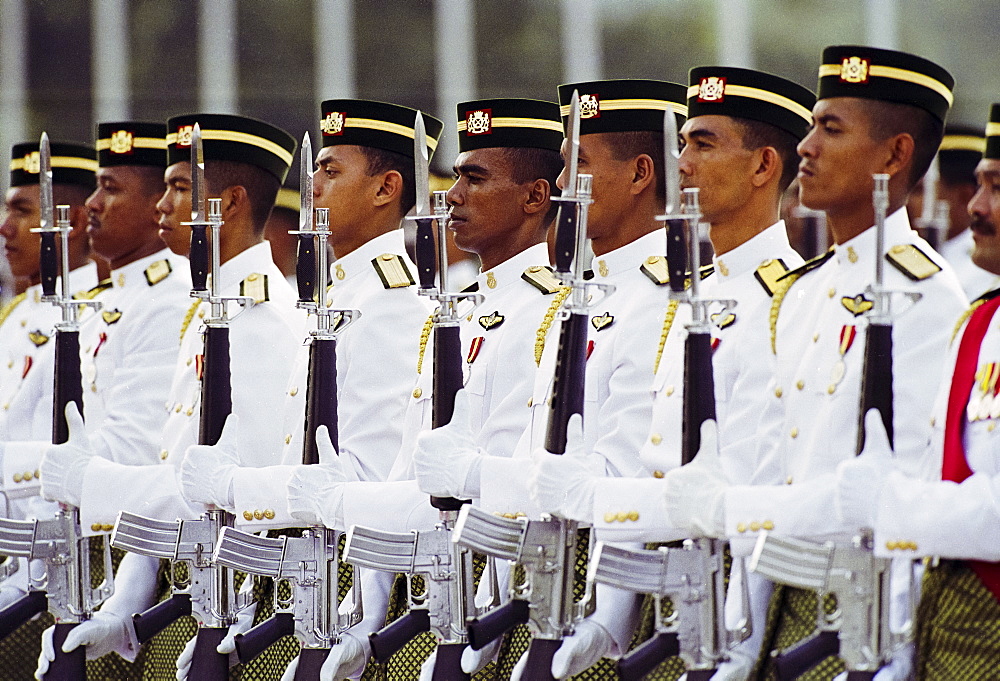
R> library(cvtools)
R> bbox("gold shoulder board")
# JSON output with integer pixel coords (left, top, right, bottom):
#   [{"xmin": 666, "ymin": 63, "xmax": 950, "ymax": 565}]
[
  {"xmin": 640, "ymin": 256, "xmax": 669, "ymax": 285},
  {"xmin": 372, "ymin": 253, "xmax": 415, "ymax": 289},
  {"xmin": 74, "ymin": 279, "xmax": 113, "ymax": 301},
  {"xmin": 778, "ymin": 249, "xmax": 834, "ymax": 282},
  {"xmin": 144, "ymin": 259, "xmax": 173, "ymax": 286},
  {"xmin": 886, "ymin": 244, "xmax": 941, "ymax": 281},
  {"xmin": 239, "ymin": 272, "xmax": 270, "ymax": 303},
  {"xmin": 754, "ymin": 259, "xmax": 790, "ymax": 296},
  {"xmin": 698, "ymin": 264, "xmax": 715, "ymax": 280},
  {"xmin": 521, "ymin": 265, "xmax": 562, "ymax": 294}
]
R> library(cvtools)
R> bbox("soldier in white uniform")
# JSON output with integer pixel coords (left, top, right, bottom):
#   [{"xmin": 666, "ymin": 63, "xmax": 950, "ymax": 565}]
[
  {"xmin": 0, "ymin": 141, "xmax": 99, "ymax": 678},
  {"xmin": 176, "ymin": 100, "xmax": 442, "ymax": 677},
  {"xmin": 33, "ymin": 114, "xmax": 305, "ymax": 678},
  {"xmin": 280, "ymin": 97, "xmax": 565, "ymax": 679},
  {"xmin": 527, "ymin": 67, "xmax": 815, "ymax": 680},
  {"xmin": 414, "ymin": 80, "xmax": 689, "ymax": 678},
  {"xmin": 660, "ymin": 46, "xmax": 968, "ymax": 680},
  {"xmin": 834, "ymin": 103, "xmax": 1000, "ymax": 681}
]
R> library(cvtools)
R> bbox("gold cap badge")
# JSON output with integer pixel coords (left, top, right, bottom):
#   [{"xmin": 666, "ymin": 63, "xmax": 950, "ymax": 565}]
[
  {"xmin": 24, "ymin": 151, "xmax": 40, "ymax": 174},
  {"xmin": 466, "ymin": 109, "xmax": 492, "ymax": 135},
  {"xmin": 109, "ymin": 130, "xmax": 134, "ymax": 154},
  {"xmin": 175, "ymin": 125, "xmax": 194, "ymax": 147},
  {"xmin": 579, "ymin": 94, "xmax": 601, "ymax": 119},
  {"xmin": 840, "ymin": 57, "xmax": 870, "ymax": 84},
  {"xmin": 698, "ymin": 77, "xmax": 726, "ymax": 102},
  {"xmin": 321, "ymin": 111, "xmax": 346, "ymax": 136}
]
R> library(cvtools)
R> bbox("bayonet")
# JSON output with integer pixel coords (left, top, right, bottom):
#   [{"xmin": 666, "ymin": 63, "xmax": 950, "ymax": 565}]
[
  {"xmin": 295, "ymin": 133, "xmax": 317, "ymax": 307},
  {"xmin": 38, "ymin": 133, "xmax": 58, "ymax": 298},
  {"xmin": 187, "ymin": 123, "xmax": 210, "ymax": 295}
]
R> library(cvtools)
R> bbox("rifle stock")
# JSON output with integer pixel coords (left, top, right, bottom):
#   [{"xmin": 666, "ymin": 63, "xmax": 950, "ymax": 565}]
[
  {"xmin": 519, "ymin": 638, "xmax": 563, "ymax": 681},
  {"xmin": 48, "ymin": 622, "xmax": 86, "ymax": 680},
  {"xmin": 132, "ymin": 592, "xmax": 192, "ymax": 644},
  {"xmin": 467, "ymin": 597, "xmax": 530, "ymax": 650},
  {"xmin": 617, "ymin": 631, "xmax": 679, "ymax": 681},
  {"xmin": 303, "ymin": 335, "xmax": 338, "ymax": 464},
  {"xmin": 369, "ymin": 608, "xmax": 430, "ymax": 662},
  {"xmin": 52, "ymin": 329, "xmax": 82, "ymax": 444},
  {"xmin": 772, "ymin": 630, "xmax": 840, "ymax": 681},
  {"xmin": 234, "ymin": 611, "xmax": 295, "ymax": 662},
  {"xmin": 0, "ymin": 589, "xmax": 48, "ymax": 640}
]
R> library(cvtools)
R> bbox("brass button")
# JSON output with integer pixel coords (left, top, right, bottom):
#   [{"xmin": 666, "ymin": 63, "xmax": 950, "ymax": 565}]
[
  {"xmin": 813, "ymin": 332, "xmax": 820, "ymax": 342},
  {"xmin": 886, "ymin": 540, "xmax": 897, "ymax": 551},
  {"xmin": 253, "ymin": 510, "xmax": 264, "ymax": 520},
  {"xmin": 263, "ymin": 509, "xmax": 275, "ymax": 520},
  {"xmin": 22, "ymin": 471, "xmax": 32, "ymax": 481},
  {"xmin": 412, "ymin": 388, "xmax": 422, "ymax": 399},
  {"xmin": 790, "ymin": 427, "xmax": 799, "ymax": 439},
  {"xmin": 652, "ymin": 470, "xmax": 664, "ymax": 479},
  {"xmin": 650, "ymin": 433, "xmax": 662, "ymax": 446},
  {"xmin": 665, "ymin": 385, "xmax": 675, "ymax": 396},
  {"xmin": 786, "ymin": 476, "xmax": 793, "ymax": 485},
  {"xmin": 160, "ymin": 450, "xmax": 169, "ymax": 460},
  {"xmin": 930, "ymin": 417, "xmax": 936, "ymax": 427},
  {"xmin": 910, "ymin": 542, "xmax": 918, "ymax": 551},
  {"xmin": 2, "ymin": 403, "xmax": 8, "ymax": 411},
  {"xmin": 285, "ymin": 434, "xmax": 292, "ymax": 445},
  {"xmin": 616, "ymin": 511, "xmax": 628, "ymax": 522},
  {"xmin": 198, "ymin": 309, "xmax": 206, "ymax": 318},
  {"xmin": 289, "ymin": 387, "xmax": 298, "ymax": 397},
  {"xmin": 527, "ymin": 398, "xmax": 533, "ymax": 407},
  {"xmin": 796, "ymin": 380, "xmax": 804, "ymax": 390},
  {"xmin": 749, "ymin": 521, "xmax": 761, "ymax": 532},
  {"xmin": 774, "ymin": 387, "xmax": 783, "ymax": 398},
  {"xmin": 12, "ymin": 473, "xmax": 21, "ymax": 483},
  {"xmin": 35, "ymin": 469, "xmax": 40, "ymax": 479},
  {"xmin": 91, "ymin": 523, "xmax": 103, "ymax": 532},
  {"xmin": 175, "ymin": 404, "xmax": 182, "ymax": 413},
  {"xmin": 827, "ymin": 384, "xmax": 836, "ymax": 395},
  {"xmin": 91, "ymin": 384, "xmax": 97, "ymax": 393},
  {"xmin": 604, "ymin": 512, "xmax": 616, "ymax": 523},
  {"xmin": 736, "ymin": 523, "xmax": 747, "ymax": 533},
  {"xmin": 242, "ymin": 511, "xmax": 253, "ymax": 521},
  {"xmin": 102, "ymin": 524, "xmax": 114, "ymax": 532},
  {"xmin": 627, "ymin": 510, "xmax": 639, "ymax": 522},
  {"xmin": 828, "ymin": 288, "xmax": 836, "ymax": 298},
  {"xmin": 762, "ymin": 520, "xmax": 774, "ymax": 530},
  {"xmin": 185, "ymin": 408, "xmax": 193, "ymax": 416},
  {"xmin": 186, "ymin": 357, "xmax": 192, "ymax": 366},
  {"xmin": 6, "ymin": 360, "xmax": 12, "ymax": 368},
  {"xmin": 247, "ymin": 273, "xmax": 259, "ymax": 282}
]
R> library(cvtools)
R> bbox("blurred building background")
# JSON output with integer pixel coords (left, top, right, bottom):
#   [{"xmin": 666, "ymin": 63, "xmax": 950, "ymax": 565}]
[{"xmin": 2, "ymin": 0, "xmax": 998, "ymax": 181}]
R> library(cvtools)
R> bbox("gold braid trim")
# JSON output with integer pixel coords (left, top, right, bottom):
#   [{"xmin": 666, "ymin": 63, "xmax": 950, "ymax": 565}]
[
  {"xmin": 0, "ymin": 292, "xmax": 27, "ymax": 329},
  {"xmin": 534, "ymin": 286, "xmax": 572, "ymax": 366},
  {"xmin": 951, "ymin": 299, "xmax": 986, "ymax": 346},
  {"xmin": 769, "ymin": 273, "xmax": 804, "ymax": 355},
  {"xmin": 653, "ymin": 299, "xmax": 681, "ymax": 374},
  {"xmin": 178, "ymin": 299, "xmax": 202, "ymax": 345},
  {"xmin": 415, "ymin": 312, "xmax": 435, "ymax": 374}
]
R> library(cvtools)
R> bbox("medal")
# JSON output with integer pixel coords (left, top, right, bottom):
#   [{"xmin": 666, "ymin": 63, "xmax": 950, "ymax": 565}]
[
  {"xmin": 979, "ymin": 394, "xmax": 994, "ymax": 421},
  {"xmin": 831, "ymin": 325, "xmax": 856, "ymax": 386},
  {"xmin": 968, "ymin": 394, "xmax": 981, "ymax": 422},
  {"xmin": 831, "ymin": 361, "xmax": 846, "ymax": 385}
]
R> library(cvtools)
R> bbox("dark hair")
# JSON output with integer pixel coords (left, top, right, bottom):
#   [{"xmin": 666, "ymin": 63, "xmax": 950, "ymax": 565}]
[
  {"xmin": 603, "ymin": 130, "xmax": 665, "ymax": 202},
  {"xmin": 857, "ymin": 99, "xmax": 944, "ymax": 189},
  {"xmin": 731, "ymin": 117, "xmax": 801, "ymax": 193},
  {"xmin": 53, "ymin": 183, "xmax": 95, "ymax": 208},
  {"xmin": 500, "ymin": 147, "xmax": 564, "ymax": 223},
  {"xmin": 206, "ymin": 160, "xmax": 280, "ymax": 235},
  {"xmin": 358, "ymin": 147, "xmax": 414, "ymax": 216}
]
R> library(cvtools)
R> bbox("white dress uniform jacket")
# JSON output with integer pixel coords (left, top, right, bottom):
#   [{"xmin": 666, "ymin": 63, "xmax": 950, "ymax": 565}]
[
  {"xmin": 2, "ymin": 250, "xmax": 191, "ymax": 500},
  {"xmin": 227, "ymin": 229, "xmax": 433, "ymax": 531},
  {"xmin": 75, "ymin": 242, "xmax": 304, "ymax": 534},
  {"xmin": 723, "ymin": 208, "xmax": 967, "ymax": 553},
  {"xmin": 591, "ymin": 221, "xmax": 804, "ymax": 542}
]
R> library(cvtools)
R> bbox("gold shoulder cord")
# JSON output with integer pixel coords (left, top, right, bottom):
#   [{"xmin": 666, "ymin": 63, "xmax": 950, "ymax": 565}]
[
  {"xmin": 951, "ymin": 299, "xmax": 986, "ymax": 346},
  {"xmin": 178, "ymin": 299, "xmax": 202, "ymax": 345},
  {"xmin": 415, "ymin": 312, "xmax": 435, "ymax": 374},
  {"xmin": 0, "ymin": 292, "xmax": 27, "ymax": 329},
  {"xmin": 769, "ymin": 273, "xmax": 804, "ymax": 354},
  {"xmin": 653, "ymin": 299, "xmax": 681, "ymax": 374},
  {"xmin": 534, "ymin": 286, "xmax": 572, "ymax": 366}
]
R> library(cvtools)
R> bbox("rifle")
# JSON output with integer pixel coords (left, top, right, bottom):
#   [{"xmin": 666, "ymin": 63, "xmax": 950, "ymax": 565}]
[
  {"xmin": 914, "ymin": 153, "xmax": 949, "ymax": 251},
  {"xmin": 113, "ymin": 125, "xmax": 254, "ymax": 679},
  {"xmin": 750, "ymin": 174, "xmax": 916, "ymax": 680},
  {"xmin": 345, "ymin": 113, "xmax": 484, "ymax": 678},
  {"xmin": 453, "ymin": 92, "xmax": 612, "ymax": 681},
  {"xmin": 0, "ymin": 135, "xmax": 109, "ymax": 680},
  {"xmin": 212, "ymin": 133, "xmax": 363, "ymax": 679}
]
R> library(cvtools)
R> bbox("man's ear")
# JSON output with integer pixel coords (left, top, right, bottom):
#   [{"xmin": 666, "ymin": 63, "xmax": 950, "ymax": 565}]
[
  {"xmin": 630, "ymin": 153, "xmax": 656, "ymax": 196},
  {"xmin": 219, "ymin": 185, "xmax": 249, "ymax": 221},
  {"xmin": 751, "ymin": 146, "xmax": 781, "ymax": 188},
  {"xmin": 523, "ymin": 178, "xmax": 551, "ymax": 215},
  {"xmin": 882, "ymin": 132, "xmax": 915, "ymax": 181},
  {"xmin": 373, "ymin": 169, "xmax": 404, "ymax": 207}
]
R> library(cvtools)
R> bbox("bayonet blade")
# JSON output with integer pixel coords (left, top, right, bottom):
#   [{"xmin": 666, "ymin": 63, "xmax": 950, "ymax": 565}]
[
  {"xmin": 663, "ymin": 108, "xmax": 682, "ymax": 216},
  {"xmin": 39, "ymin": 133, "xmax": 53, "ymax": 231},
  {"xmin": 564, "ymin": 91, "xmax": 581, "ymax": 201},
  {"xmin": 300, "ymin": 132, "xmax": 313, "ymax": 232},
  {"xmin": 414, "ymin": 112, "xmax": 431, "ymax": 217},
  {"xmin": 190, "ymin": 123, "xmax": 206, "ymax": 223}
]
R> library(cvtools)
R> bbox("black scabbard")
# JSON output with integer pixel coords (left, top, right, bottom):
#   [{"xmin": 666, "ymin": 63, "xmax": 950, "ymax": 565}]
[
  {"xmin": 198, "ymin": 324, "xmax": 232, "ymax": 446},
  {"xmin": 190, "ymin": 224, "xmax": 209, "ymax": 293},
  {"xmin": 552, "ymin": 202, "xmax": 577, "ymax": 275},
  {"xmin": 856, "ymin": 321, "xmax": 893, "ymax": 453},
  {"xmin": 0, "ymin": 589, "xmax": 48, "ymax": 640},
  {"xmin": 617, "ymin": 631, "xmax": 680, "ymax": 681},
  {"xmin": 430, "ymin": 323, "xmax": 468, "ymax": 512},
  {"xmin": 544, "ymin": 311, "xmax": 588, "ymax": 455},
  {"xmin": 415, "ymin": 218, "xmax": 436, "ymax": 289},
  {"xmin": 52, "ymin": 328, "xmax": 83, "ymax": 445},
  {"xmin": 303, "ymin": 336, "xmax": 338, "ymax": 464},
  {"xmin": 665, "ymin": 218, "xmax": 687, "ymax": 295},
  {"xmin": 296, "ymin": 233, "xmax": 317, "ymax": 304},
  {"xmin": 45, "ymin": 622, "xmax": 86, "ymax": 680},
  {"xmin": 39, "ymin": 232, "xmax": 58, "ymax": 298},
  {"xmin": 132, "ymin": 592, "xmax": 193, "ymax": 644},
  {"xmin": 682, "ymin": 330, "xmax": 716, "ymax": 465}
]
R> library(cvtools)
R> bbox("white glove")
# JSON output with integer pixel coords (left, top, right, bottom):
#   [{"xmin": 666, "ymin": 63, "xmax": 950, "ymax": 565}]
[
  {"xmin": 175, "ymin": 601, "xmax": 256, "ymax": 680},
  {"xmin": 528, "ymin": 414, "xmax": 597, "ymax": 521},
  {"xmin": 664, "ymin": 419, "xmax": 727, "ymax": 537},
  {"xmin": 280, "ymin": 629, "xmax": 368, "ymax": 681},
  {"xmin": 414, "ymin": 390, "xmax": 483, "ymax": 499},
  {"xmin": 180, "ymin": 413, "xmax": 241, "ymax": 509},
  {"xmin": 462, "ymin": 637, "xmax": 502, "ymax": 675},
  {"xmin": 0, "ymin": 583, "xmax": 25, "ymax": 610},
  {"xmin": 40, "ymin": 402, "xmax": 94, "ymax": 506},
  {"xmin": 835, "ymin": 409, "xmax": 894, "ymax": 529},
  {"xmin": 831, "ymin": 642, "xmax": 913, "ymax": 681},
  {"xmin": 510, "ymin": 619, "xmax": 613, "ymax": 679},
  {"xmin": 36, "ymin": 612, "xmax": 131, "ymax": 677},
  {"xmin": 286, "ymin": 426, "xmax": 347, "ymax": 526},
  {"xmin": 419, "ymin": 650, "xmax": 438, "ymax": 681}
]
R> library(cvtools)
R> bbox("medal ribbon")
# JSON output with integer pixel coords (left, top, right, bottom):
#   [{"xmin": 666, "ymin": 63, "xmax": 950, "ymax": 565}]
[{"xmin": 839, "ymin": 325, "xmax": 856, "ymax": 355}]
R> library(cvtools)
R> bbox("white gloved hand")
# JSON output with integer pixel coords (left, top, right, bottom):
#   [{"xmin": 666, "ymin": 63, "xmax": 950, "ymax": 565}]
[
  {"xmin": 831, "ymin": 642, "xmax": 913, "ymax": 681},
  {"xmin": 528, "ymin": 414, "xmax": 597, "ymax": 521},
  {"xmin": 419, "ymin": 650, "xmax": 438, "ymax": 681},
  {"xmin": 414, "ymin": 390, "xmax": 483, "ymax": 499},
  {"xmin": 510, "ymin": 619, "xmax": 613, "ymax": 679},
  {"xmin": 36, "ymin": 612, "xmax": 131, "ymax": 678},
  {"xmin": 40, "ymin": 402, "xmax": 93, "ymax": 506},
  {"xmin": 462, "ymin": 637, "xmax": 502, "ymax": 675},
  {"xmin": 664, "ymin": 419, "xmax": 727, "ymax": 537},
  {"xmin": 175, "ymin": 604, "xmax": 256, "ymax": 680},
  {"xmin": 180, "ymin": 413, "xmax": 240, "ymax": 509},
  {"xmin": 318, "ymin": 629, "xmax": 368, "ymax": 680},
  {"xmin": 287, "ymin": 426, "xmax": 347, "ymax": 526},
  {"xmin": 835, "ymin": 409, "xmax": 894, "ymax": 529},
  {"xmin": 0, "ymin": 584, "xmax": 25, "ymax": 610}
]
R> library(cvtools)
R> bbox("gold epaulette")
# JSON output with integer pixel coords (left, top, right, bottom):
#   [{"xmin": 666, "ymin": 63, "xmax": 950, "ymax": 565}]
[
  {"xmin": 240, "ymin": 272, "xmax": 269, "ymax": 304},
  {"xmin": 372, "ymin": 253, "xmax": 415, "ymax": 289},
  {"xmin": 754, "ymin": 259, "xmax": 790, "ymax": 296},
  {"xmin": 521, "ymin": 265, "xmax": 562, "ymax": 294},
  {"xmin": 653, "ymin": 299, "xmax": 680, "ymax": 374},
  {"xmin": 778, "ymin": 248, "xmax": 834, "ymax": 282},
  {"xmin": 178, "ymin": 299, "xmax": 202, "ymax": 345},
  {"xmin": 416, "ymin": 313, "xmax": 434, "ymax": 374},
  {"xmin": 144, "ymin": 259, "xmax": 173, "ymax": 286},
  {"xmin": 885, "ymin": 243, "xmax": 941, "ymax": 281},
  {"xmin": 640, "ymin": 256, "xmax": 669, "ymax": 285},
  {"xmin": 73, "ymin": 279, "xmax": 112, "ymax": 301},
  {"xmin": 0, "ymin": 292, "xmax": 27, "ymax": 329},
  {"xmin": 534, "ymin": 286, "xmax": 572, "ymax": 365}
]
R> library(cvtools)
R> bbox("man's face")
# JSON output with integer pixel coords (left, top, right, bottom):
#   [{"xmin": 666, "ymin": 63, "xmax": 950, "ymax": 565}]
[
  {"xmin": 87, "ymin": 166, "xmax": 160, "ymax": 265},
  {"xmin": 312, "ymin": 145, "xmax": 380, "ymax": 242},
  {"xmin": 0, "ymin": 185, "xmax": 42, "ymax": 279},
  {"xmin": 967, "ymin": 159, "xmax": 1000, "ymax": 274},
  {"xmin": 556, "ymin": 133, "xmax": 633, "ymax": 242},
  {"xmin": 679, "ymin": 115, "xmax": 759, "ymax": 224},
  {"xmin": 447, "ymin": 148, "xmax": 530, "ymax": 257},
  {"xmin": 156, "ymin": 162, "xmax": 193, "ymax": 256},
  {"xmin": 796, "ymin": 98, "xmax": 888, "ymax": 213}
]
